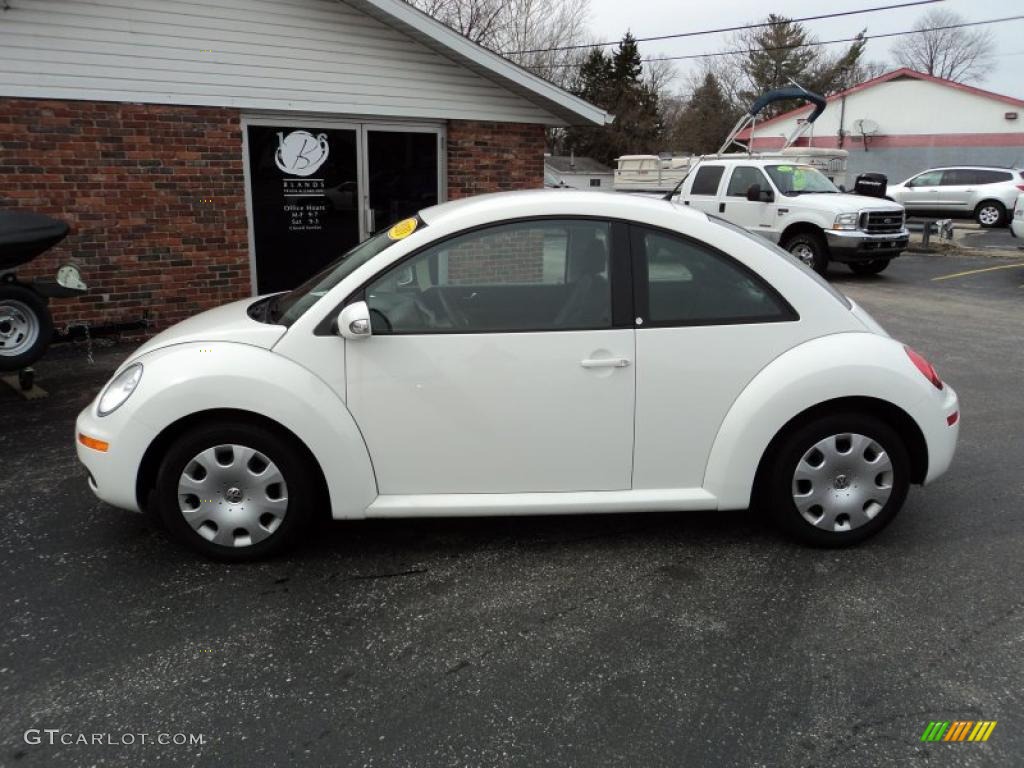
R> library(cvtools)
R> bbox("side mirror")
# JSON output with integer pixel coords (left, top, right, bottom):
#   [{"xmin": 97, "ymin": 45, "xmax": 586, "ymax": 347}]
[
  {"xmin": 746, "ymin": 183, "xmax": 773, "ymax": 203},
  {"xmin": 337, "ymin": 300, "xmax": 372, "ymax": 340}
]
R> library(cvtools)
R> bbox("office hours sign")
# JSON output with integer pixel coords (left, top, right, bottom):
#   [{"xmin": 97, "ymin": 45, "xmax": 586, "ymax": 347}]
[{"xmin": 246, "ymin": 125, "xmax": 360, "ymax": 294}]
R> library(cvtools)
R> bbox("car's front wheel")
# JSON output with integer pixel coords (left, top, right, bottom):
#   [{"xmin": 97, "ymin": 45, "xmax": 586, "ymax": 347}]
[
  {"xmin": 767, "ymin": 413, "xmax": 910, "ymax": 547},
  {"xmin": 154, "ymin": 421, "xmax": 316, "ymax": 560}
]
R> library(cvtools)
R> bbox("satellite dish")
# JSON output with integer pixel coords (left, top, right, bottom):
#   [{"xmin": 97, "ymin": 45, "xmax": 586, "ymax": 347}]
[{"xmin": 853, "ymin": 118, "xmax": 879, "ymax": 135}]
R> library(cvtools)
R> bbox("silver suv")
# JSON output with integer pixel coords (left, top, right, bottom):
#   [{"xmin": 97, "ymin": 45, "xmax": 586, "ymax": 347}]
[{"xmin": 887, "ymin": 166, "xmax": 1024, "ymax": 227}]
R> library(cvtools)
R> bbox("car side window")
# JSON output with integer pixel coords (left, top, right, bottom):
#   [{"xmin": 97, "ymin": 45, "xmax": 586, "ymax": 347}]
[
  {"xmin": 690, "ymin": 165, "xmax": 725, "ymax": 196},
  {"xmin": 635, "ymin": 226, "xmax": 793, "ymax": 326},
  {"xmin": 910, "ymin": 171, "xmax": 943, "ymax": 187},
  {"xmin": 366, "ymin": 219, "xmax": 613, "ymax": 334},
  {"xmin": 726, "ymin": 166, "xmax": 771, "ymax": 197},
  {"xmin": 974, "ymin": 169, "xmax": 1012, "ymax": 184},
  {"xmin": 942, "ymin": 169, "xmax": 974, "ymax": 186}
]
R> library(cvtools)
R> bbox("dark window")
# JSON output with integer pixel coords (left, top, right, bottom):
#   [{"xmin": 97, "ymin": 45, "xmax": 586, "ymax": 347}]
[
  {"xmin": 634, "ymin": 226, "xmax": 793, "ymax": 326},
  {"xmin": 909, "ymin": 170, "xmax": 943, "ymax": 187},
  {"xmin": 690, "ymin": 165, "xmax": 725, "ymax": 196},
  {"xmin": 590, "ymin": 178, "xmax": 602, "ymax": 187},
  {"xmin": 726, "ymin": 166, "xmax": 771, "ymax": 197},
  {"xmin": 941, "ymin": 169, "xmax": 977, "ymax": 185},
  {"xmin": 366, "ymin": 219, "xmax": 613, "ymax": 334},
  {"xmin": 974, "ymin": 169, "xmax": 1013, "ymax": 184}
]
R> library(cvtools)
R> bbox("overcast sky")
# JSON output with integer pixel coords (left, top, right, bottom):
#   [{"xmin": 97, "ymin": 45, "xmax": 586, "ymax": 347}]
[{"xmin": 584, "ymin": 0, "xmax": 1023, "ymax": 99}]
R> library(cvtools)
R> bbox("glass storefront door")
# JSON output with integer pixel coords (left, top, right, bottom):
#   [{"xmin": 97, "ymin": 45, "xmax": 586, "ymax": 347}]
[{"xmin": 244, "ymin": 119, "xmax": 442, "ymax": 294}]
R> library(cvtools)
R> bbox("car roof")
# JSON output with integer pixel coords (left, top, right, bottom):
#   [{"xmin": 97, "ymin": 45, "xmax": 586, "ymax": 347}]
[
  {"xmin": 418, "ymin": 189, "xmax": 707, "ymax": 228},
  {"xmin": 915, "ymin": 166, "xmax": 1021, "ymax": 172}
]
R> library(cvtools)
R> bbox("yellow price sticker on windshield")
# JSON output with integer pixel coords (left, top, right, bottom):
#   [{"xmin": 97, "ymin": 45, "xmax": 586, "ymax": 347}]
[{"xmin": 388, "ymin": 217, "xmax": 418, "ymax": 240}]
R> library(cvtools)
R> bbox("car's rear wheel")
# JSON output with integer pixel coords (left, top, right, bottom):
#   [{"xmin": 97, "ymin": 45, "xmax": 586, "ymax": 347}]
[
  {"xmin": 155, "ymin": 421, "xmax": 315, "ymax": 561},
  {"xmin": 782, "ymin": 231, "xmax": 829, "ymax": 274},
  {"xmin": 848, "ymin": 259, "xmax": 891, "ymax": 275},
  {"xmin": 975, "ymin": 200, "xmax": 1006, "ymax": 228},
  {"xmin": 767, "ymin": 413, "xmax": 910, "ymax": 547}
]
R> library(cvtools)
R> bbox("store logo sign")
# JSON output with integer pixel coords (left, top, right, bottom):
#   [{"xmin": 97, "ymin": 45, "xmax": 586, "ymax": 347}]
[{"xmin": 275, "ymin": 130, "xmax": 329, "ymax": 177}]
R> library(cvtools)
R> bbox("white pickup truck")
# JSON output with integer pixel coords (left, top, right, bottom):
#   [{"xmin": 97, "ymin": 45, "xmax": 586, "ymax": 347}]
[{"xmin": 674, "ymin": 157, "xmax": 909, "ymax": 275}]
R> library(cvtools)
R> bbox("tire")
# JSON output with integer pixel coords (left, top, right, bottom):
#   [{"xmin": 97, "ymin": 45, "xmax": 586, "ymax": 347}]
[
  {"xmin": 975, "ymin": 200, "xmax": 1006, "ymax": 228},
  {"xmin": 0, "ymin": 284, "xmax": 53, "ymax": 372},
  {"xmin": 782, "ymin": 231, "xmax": 829, "ymax": 274},
  {"xmin": 765, "ymin": 412, "xmax": 910, "ymax": 547},
  {"xmin": 848, "ymin": 259, "xmax": 891, "ymax": 275},
  {"xmin": 154, "ymin": 421, "xmax": 316, "ymax": 561}
]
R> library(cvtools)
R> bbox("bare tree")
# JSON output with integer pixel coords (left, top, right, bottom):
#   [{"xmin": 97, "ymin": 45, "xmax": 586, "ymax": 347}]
[
  {"xmin": 892, "ymin": 9, "xmax": 994, "ymax": 83},
  {"xmin": 408, "ymin": 0, "xmax": 592, "ymax": 89}
]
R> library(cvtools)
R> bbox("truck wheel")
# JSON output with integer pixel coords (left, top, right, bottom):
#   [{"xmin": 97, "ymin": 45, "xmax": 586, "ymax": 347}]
[
  {"xmin": 975, "ymin": 201, "xmax": 1006, "ymax": 228},
  {"xmin": 782, "ymin": 231, "xmax": 828, "ymax": 274},
  {"xmin": 848, "ymin": 259, "xmax": 890, "ymax": 275},
  {"xmin": 0, "ymin": 284, "xmax": 53, "ymax": 373}
]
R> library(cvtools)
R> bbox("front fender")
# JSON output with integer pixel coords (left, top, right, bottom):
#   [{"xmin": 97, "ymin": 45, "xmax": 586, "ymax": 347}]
[
  {"xmin": 125, "ymin": 342, "xmax": 376, "ymax": 519},
  {"xmin": 703, "ymin": 332, "xmax": 951, "ymax": 509}
]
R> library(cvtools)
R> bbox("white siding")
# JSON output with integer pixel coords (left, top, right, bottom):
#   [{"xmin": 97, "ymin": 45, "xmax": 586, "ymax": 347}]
[
  {"xmin": 0, "ymin": 0, "xmax": 565, "ymax": 124},
  {"xmin": 753, "ymin": 77, "xmax": 1023, "ymax": 141}
]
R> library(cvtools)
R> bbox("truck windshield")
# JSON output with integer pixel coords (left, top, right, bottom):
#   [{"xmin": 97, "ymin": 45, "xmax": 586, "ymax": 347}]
[
  {"xmin": 267, "ymin": 222, "xmax": 418, "ymax": 326},
  {"xmin": 765, "ymin": 165, "xmax": 838, "ymax": 196}
]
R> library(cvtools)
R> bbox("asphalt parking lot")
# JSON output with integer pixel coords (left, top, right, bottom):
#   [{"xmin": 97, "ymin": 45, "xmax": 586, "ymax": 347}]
[{"xmin": 2, "ymin": 250, "xmax": 1022, "ymax": 767}]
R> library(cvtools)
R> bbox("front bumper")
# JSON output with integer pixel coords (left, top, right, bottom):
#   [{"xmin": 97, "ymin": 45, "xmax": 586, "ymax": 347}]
[
  {"xmin": 75, "ymin": 399, "xmax": 158, "ymax": 513},
  {"xmin": 825, "ymin": 228, "xmax": 910, "ymax": 262}
]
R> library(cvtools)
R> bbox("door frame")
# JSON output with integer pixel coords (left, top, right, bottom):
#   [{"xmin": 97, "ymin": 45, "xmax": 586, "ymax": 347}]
[{"xmin": 240, "ymin": 113, "xmax": 446, "ymax": 295}]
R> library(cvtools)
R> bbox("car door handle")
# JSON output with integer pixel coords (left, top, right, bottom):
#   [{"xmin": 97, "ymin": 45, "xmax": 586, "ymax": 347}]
[
  {"xmin": 719, "ymin": 202, "xmax": 726, "ymax": 213},
  {"xmin": 581, "ymin": 357, "xmax": 631, "ymax": 369}
]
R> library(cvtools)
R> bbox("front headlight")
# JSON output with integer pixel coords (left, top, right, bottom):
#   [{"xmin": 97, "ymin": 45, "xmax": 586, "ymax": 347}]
[
  {"xmin": 833, "ymin": 212, "xmax": 859, "ymax": 231},
  {"xmin": 97, "ymin": 363, "xmax": 143, "ymax": 416}
]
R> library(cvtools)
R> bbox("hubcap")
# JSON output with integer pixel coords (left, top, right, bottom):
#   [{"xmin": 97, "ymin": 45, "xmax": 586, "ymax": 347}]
[
  {"xmin": 176, "ymin": 444, "xmax": 288, "ymax": 548},
  {"xmin": 0, "ymin": 300, "xmax": 40, "ymax": 357},
  {"xmin": 790, "ymin": 243, "xmax": 816, "ymax": 267},
  {"xmin": 979, "ymin": 206, "xmax": 999, "ymax": 225},
  {"xmin": 792, "ymin": 432, "xmax": 894, "ymax": 533}
]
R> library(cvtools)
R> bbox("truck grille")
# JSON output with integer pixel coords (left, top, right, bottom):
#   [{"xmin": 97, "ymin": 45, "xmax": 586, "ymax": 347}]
[{"xmin": 860, "ymin": 211, "xmax": 905, "ymax": 234}]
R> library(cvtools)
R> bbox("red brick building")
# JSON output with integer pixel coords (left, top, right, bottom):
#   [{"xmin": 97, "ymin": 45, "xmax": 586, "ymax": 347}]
[{"xmin": 0, "ymin": 0, "xmax": 607, "ymax": 335}]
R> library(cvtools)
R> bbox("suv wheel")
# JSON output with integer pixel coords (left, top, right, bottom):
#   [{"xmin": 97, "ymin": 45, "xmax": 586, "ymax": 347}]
[
  {"xmin": 782, "ymin": 231, "xmax": 828, "ymax": 274},
  {"xmin": 155, "ymin": 421, "xmax": 316, "ymax": 561},
  {"xmin": 766, "ymin": 413, "xmax": 910, "ymax": 547},
  {"xmin": 975, "ymin": 200, "xmax": 1006, "ymax": 228}
]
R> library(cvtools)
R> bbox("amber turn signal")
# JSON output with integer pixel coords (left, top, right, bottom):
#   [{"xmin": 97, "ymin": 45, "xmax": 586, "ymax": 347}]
[{"xmin": 78, "ymin": 433, "xmax": 110, "ymax": 452}]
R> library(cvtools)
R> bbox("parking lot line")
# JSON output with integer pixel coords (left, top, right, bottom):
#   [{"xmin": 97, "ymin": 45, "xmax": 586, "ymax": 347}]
[{"xmin": 932, "ymin": 263, "xmax": 1024, "ymax": 282}]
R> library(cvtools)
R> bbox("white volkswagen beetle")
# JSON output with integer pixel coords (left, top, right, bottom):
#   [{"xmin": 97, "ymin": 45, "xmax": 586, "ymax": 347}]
[{"xmin": 76, "ymin": 191, "xmax": 959, "ymax": 560}]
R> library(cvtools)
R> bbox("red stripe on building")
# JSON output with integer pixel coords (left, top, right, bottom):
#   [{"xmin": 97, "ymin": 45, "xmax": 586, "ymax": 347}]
[{"xmin": 749, "ymin": 133, "xmax": 1024, "ymax": 150}]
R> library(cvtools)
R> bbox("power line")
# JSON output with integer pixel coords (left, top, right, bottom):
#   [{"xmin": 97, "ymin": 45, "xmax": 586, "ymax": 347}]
[
  {"xmin": 504, "ymin": 0, "xmax": 944, "ymax": 54},
  {"xmin": 530, "ymin": 14, "xmax": 1024, "ymax": 67}
]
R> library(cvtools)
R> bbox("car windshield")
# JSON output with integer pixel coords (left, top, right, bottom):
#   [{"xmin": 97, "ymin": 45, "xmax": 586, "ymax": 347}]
[
  {"xmin": 765, "ymin": 165, "xmax": 838, "ymax": 196},
  {"xmin": 267, "ymin": 222, "xmax": 418, "ymax": 326}
]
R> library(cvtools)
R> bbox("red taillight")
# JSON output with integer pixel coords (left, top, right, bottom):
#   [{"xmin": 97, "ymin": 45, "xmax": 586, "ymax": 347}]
[
  {"xmin": 947, "ymin": 411, "xmax": 959, "ymax": 426},
  {"xmin": 1016, "ymin": 184, "xmax": 1024, "ymax": 192},
  {"xmin": 905, "ymin": 346, "xmax": 943, "ymax": 390}
]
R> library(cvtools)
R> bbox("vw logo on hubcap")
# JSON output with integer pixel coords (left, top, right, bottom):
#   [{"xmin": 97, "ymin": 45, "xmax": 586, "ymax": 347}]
[
  {"xmin": 834, "ymin": 474, "xmax": 851, "ymax": 490},
  {"xmin": 225, "ymin": 487, "xmax": 244, "ymax": 503}
]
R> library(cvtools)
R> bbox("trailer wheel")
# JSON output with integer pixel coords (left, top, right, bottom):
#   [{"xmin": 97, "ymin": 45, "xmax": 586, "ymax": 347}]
[{"xmin": 0, "ymin": 284, "xmax": 52, "ymax": 373}]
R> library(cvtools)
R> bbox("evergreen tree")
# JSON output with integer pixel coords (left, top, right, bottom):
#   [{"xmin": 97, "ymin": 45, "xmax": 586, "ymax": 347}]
[{"xmin": 670, "ymin": 73, "xmax": 739, "ymax": 155}]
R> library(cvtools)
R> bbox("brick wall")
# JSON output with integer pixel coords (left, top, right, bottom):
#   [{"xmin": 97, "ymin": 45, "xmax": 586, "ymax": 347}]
[
  {"xmin": 0, "ymin": 98, "xmax": 250, "ymax": 334},
  {"xmin": 447, "ymin": 120, "xmax": 545, "ymax": 199},
  {"xmin": 0, "ymin": 105, "xmax": 547, "ymax": 339}
]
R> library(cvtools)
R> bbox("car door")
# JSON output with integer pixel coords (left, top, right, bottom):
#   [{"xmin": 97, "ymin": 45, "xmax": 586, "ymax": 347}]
[
  {"xmin": 344, "ymin": 218, "xmax": 636, "ymax": 495},
  {"xmin": 937, "ymin": 169, "xmax": 974, "ymax": 211},
  {"xmin": 629, "ymin": 225, "xmax": 806, "ymax": 490},
  {"xmin": 720, "ymin": 165, "xmax": 776, "ymax": 235},
  {"xmin": 898, "ymin": 170, "xmax": 943, "ymax": 209},
  {"xmin": 685, "ymin": 165, "xmax": 726, "ymax": 216}
]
